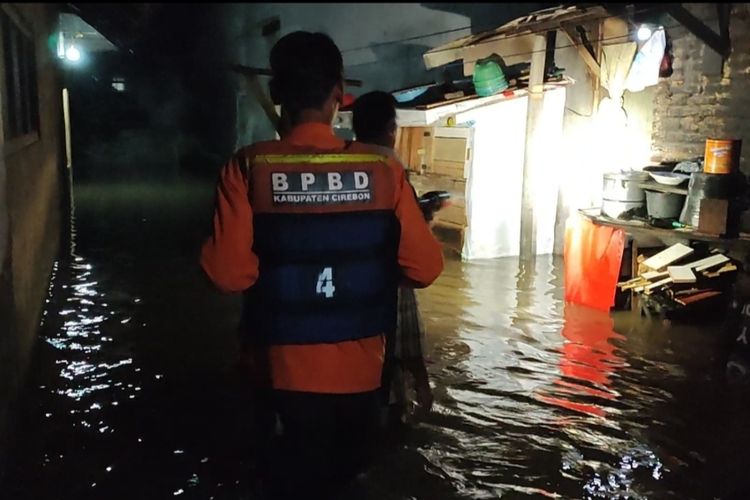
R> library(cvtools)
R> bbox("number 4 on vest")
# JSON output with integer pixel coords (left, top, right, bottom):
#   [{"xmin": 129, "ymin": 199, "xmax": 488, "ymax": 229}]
[{"xmin": 316, "ymin": 267, "xmax": 335, "ymax": 298}]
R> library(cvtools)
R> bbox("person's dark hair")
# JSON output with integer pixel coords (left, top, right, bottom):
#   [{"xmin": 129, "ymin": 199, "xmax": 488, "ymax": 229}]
[
  {"xmin": 269, "ymin": 31, "xmax": 343, "ymax": 120},
  {"xmin": 352, "ymin": 91, "xmax": 397, "ymax": 143}
]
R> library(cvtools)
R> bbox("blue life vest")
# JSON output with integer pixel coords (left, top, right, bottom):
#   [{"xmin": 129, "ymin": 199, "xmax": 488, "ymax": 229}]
[{"xmin": 241, "ymin": 151, "xmax": 401, "ymax": 346}]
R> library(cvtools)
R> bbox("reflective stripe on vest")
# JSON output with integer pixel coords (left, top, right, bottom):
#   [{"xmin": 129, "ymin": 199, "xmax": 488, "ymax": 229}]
[
  {"xmin": 255, "ymin": 153, "xmax": 387, "ymax": 164},
  {"xmin": 243, "ymin": 152, "xmax": 399, "ymax": 346}
]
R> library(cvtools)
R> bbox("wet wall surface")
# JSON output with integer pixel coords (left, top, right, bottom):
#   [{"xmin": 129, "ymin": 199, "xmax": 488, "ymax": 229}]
[{"xmin": 3, "ymin": 178, "xmax": 750, "ymax": 499}]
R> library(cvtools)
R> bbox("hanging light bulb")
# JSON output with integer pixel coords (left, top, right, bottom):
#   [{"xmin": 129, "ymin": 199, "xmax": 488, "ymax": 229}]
[
  {"xmin": 637, "ymin": 24, "xmax": 653, "ymax": 42},
  {"xmin": 65, "ymin": 45, "xmax": 81, "ymax": 62}
]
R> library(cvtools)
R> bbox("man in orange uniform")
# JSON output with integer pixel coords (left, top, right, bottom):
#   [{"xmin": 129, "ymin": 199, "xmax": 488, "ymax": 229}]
[{"xmin": 200, "ymin": 32, "xmax": 443, "ymax": 500}]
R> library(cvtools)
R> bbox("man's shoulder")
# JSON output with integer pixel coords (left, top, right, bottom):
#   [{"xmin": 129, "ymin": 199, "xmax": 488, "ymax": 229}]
[
  {"xmin": 348, "ymin": 142, "xmax": 405, "ymax": 167},
  {"xmin": 232, "ymin": 140, "xmax": 406, "ymax": 170},
  {"xmin": 235, "ymin": 140, "xmax": 282, "ymax": 159}
]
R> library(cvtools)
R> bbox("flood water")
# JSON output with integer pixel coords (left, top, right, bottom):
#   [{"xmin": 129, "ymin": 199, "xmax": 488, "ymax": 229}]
[{"xmin": 3, "ymin": 177, "xmax": 750, "ymax": 499}]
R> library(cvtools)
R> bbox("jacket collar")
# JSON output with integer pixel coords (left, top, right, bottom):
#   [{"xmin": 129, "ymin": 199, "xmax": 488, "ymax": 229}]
[{"xmin": 285, "ymin": 122, "xmax": 345, "ymax": 149}]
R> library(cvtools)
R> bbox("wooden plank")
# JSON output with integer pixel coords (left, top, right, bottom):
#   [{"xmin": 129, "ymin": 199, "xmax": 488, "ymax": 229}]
[
  {"xmin": 519, "ymin": 32, "xmax": 549, "ymax": 260},
  {"xmin": 408, "ymin": 127, "xmax": 425, "ymax": 172},
  {"xmin": 423, "ymin": 128, "xmax": 434, "ymax": 172},
  {"xmin": 561, "ymin": 25, "xmax": 600, "ymax": 76},
  {"xmin": 684, "ymin": 253, "xmax": 730, "ymax": 271},
  {"xmin": 593, "ymin": 19, "xmax": 603, "ymax": 116},
  {"xmin": 433, "ymin": 137, "xmax": 467, "ymax": 163},
  {"xmin": 636, "ymin": 181, "xmax": 688, "ymax": 196},
  {"xmin": 620, "ymin": 277, "xmax": 650, "ymax": 291},
  {"xmin": 642, "ymin": 270, "xmax": 669, "ymax": 281},
  {"xmin": 668, "ymin": 266, "xmax": 697, "ymax": 283},
  {"xmin": 631, "ymin": 239, "xmax": 639, "ymax": 312},
  {"xmin": 703, "ymin": 263, "xmax": 737, "ymax": 278},
  {"xmin": 417, "ymin": 93, "xmax": 479, "ymax": 110},
  {"xmin": 618, "ymin": 276, "xmax": 644, "ymax": 287},
  {"xmin": 676, "ymin": 290, "xmax": 722, "ymax": 306},
  {"xmin": 394, "ymin": 127, "xmax": 409, "ymax": 169},
  {"xmin": 698, "ymin": 198, "xmax": 728, "ymax": 236},
  {"xmin": 623, "ymin": 283, "xmax": 647, "ymax": 291},
  {"xmin": 719, "ymin": 263, "xmax": 737, "ymax": 273},
  {"xmin": 394, "ymin": 127, "xmax": 403, "ymax": 157},
  {"xmin": 432, "ymin": 160, "xmax": 466, "ymax": 178},
  {"xmin": 433, "ymin": 127, "xmax": 473, "ymax": 139},
  {"xmin": 645, "ymin": 276, "xmax": 673, "ymax": 292},
  {"xmin": 642, "ymin": 243, "xmax": 694, "ymax": 271},
  {"xmin": 579, "ymin": 209, "xmax": 750, "ymax": 249}
]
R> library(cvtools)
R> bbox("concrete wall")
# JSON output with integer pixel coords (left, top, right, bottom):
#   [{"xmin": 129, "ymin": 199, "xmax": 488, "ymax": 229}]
[
  {"xmin": 0, "ymin": 3, "xmax": 63, "ymax": 475},
  {"xmin": 651, "ymin": 3, "xmax": 750, "ymax": 173}
]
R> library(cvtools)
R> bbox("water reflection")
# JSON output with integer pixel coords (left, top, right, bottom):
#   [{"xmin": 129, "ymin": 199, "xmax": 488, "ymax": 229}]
[
  {"xmin": 536, "ymin": 305, "xmax": 625, "ymax": 419},
  {"xmin": 38, "ymin": 199, "xmax": 143, "ymax": 426},
  {"xmin": 411, "ymin": 256, "xmax": 675, "ymax": 498}
]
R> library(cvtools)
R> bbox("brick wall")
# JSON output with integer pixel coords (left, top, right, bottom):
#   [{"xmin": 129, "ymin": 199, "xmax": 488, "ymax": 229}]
[{"xmin": 651, "ymin": 4, "xmax": 750, "ymax": 173}]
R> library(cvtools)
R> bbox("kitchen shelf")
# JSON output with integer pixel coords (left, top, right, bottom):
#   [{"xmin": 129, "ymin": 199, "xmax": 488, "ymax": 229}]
[{"xmin": 636, "ymin": 181, "xmax": 688, "ymax": 196}]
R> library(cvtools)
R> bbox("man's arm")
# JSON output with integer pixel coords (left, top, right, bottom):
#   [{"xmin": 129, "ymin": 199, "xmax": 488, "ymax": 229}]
[
  {"xmin": 200, "ymin": 154, "xmax": 260, "ymax": 293},
  {"xmin": 391, "ymin": 158, "xmax": 444, "ymax": 288}
]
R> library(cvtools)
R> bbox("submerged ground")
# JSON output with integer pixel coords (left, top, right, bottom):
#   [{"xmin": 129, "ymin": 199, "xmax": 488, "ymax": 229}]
[{"xmin": 3, "ymin": 178, "xmax": 750, "ymax": 499}]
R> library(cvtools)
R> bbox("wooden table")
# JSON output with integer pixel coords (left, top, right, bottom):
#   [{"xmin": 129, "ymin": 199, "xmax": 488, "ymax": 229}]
[
  {"xmin": 579, "ymin": 208, "xmax": 750, "ymax": 312},
  {"xmin": 579, "ymin": 208, "xmax": 750, "ymax": 252}
]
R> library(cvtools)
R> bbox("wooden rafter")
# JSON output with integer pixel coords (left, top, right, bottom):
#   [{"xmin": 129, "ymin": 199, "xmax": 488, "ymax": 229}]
[
  {"xmin": 561, "ymin": 25, "xmax": 601, "ymax": 76},
  {"xmin": 717, "ymin": 3, "xmax": 731, "ymax": 48},
  {"xmin": 665, "ymin": 3, "xmax": 731, "ymax": 58}
]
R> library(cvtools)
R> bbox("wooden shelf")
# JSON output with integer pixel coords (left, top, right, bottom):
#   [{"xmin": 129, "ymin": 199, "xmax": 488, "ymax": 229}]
[
  {"xmin": 579, "ymin": 208, "xmax": 750, "ymax": 250},
  {"xmin": 636, "ymin": 181, "xmax": 688, "ymax": 196}
]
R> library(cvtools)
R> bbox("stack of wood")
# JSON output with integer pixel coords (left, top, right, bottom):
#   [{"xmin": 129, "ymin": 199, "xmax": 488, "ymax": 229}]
[{"xmin": 617, "ymin": 243, "xmax": 738, "ymax": 310}]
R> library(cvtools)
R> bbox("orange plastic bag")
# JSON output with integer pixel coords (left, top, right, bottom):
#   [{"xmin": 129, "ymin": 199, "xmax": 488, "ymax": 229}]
[{"xmin": 563, "ymin": 214, "xmax": 625, "ymax": 312}]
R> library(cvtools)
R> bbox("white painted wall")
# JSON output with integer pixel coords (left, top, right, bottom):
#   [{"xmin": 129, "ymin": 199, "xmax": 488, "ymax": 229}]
[{"xmin": 458, "ymin": 87, "xmax": 566, "ymax": 259}]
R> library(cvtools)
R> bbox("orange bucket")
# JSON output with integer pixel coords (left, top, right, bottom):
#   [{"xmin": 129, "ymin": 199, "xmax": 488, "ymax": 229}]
[{"xmin": 704, "ymin": 138, "xmax": 742, "ymax": 174}]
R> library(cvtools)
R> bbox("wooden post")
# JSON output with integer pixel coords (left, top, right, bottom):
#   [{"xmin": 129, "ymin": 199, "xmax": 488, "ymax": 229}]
[
  {"xmin": 631, "ymin": 239, "xmax": 639, "ymax": 313},
  {"xmin": 519, "ymin": 32, "xmax": 549, "ymax": 261},
  {"xmin": 244, "ymin": 74, "xmax": 280, "ymax": 133},
  {"xmin": 593, "ymin": 20, "xmax": 603, "ymax": 116}
]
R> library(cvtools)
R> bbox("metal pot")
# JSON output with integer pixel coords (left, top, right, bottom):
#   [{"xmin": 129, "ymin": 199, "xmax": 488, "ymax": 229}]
[
  {"xmin": 602, "ymin": 199, "xmax": 644, "ymax": 219},
  {"xmin": 645, "ymin": 190, "xmax": 686, "ymax": 219},
  {"xmin": 603, "ymin": 171, "xmax": 649, "ymax": 202}
]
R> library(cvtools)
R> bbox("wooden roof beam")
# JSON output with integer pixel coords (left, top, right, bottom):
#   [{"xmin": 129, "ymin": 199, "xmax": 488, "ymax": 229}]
[
  {"xmin": 665, "ymin": 3, "xmax": 731, "ymax": 59},
  {"xmin": 561, "ymin": 24, "xmax": 601, "ymax": 77},
  {"xmin": 718, "ymin": 3, "xmax": 731, "ymax": 50}
]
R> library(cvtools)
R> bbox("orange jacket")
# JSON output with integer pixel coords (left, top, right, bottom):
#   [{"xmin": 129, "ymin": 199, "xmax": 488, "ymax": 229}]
[{"xmin": 201, "ymin": 122, "xmax": 443, "ymax": 394}]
